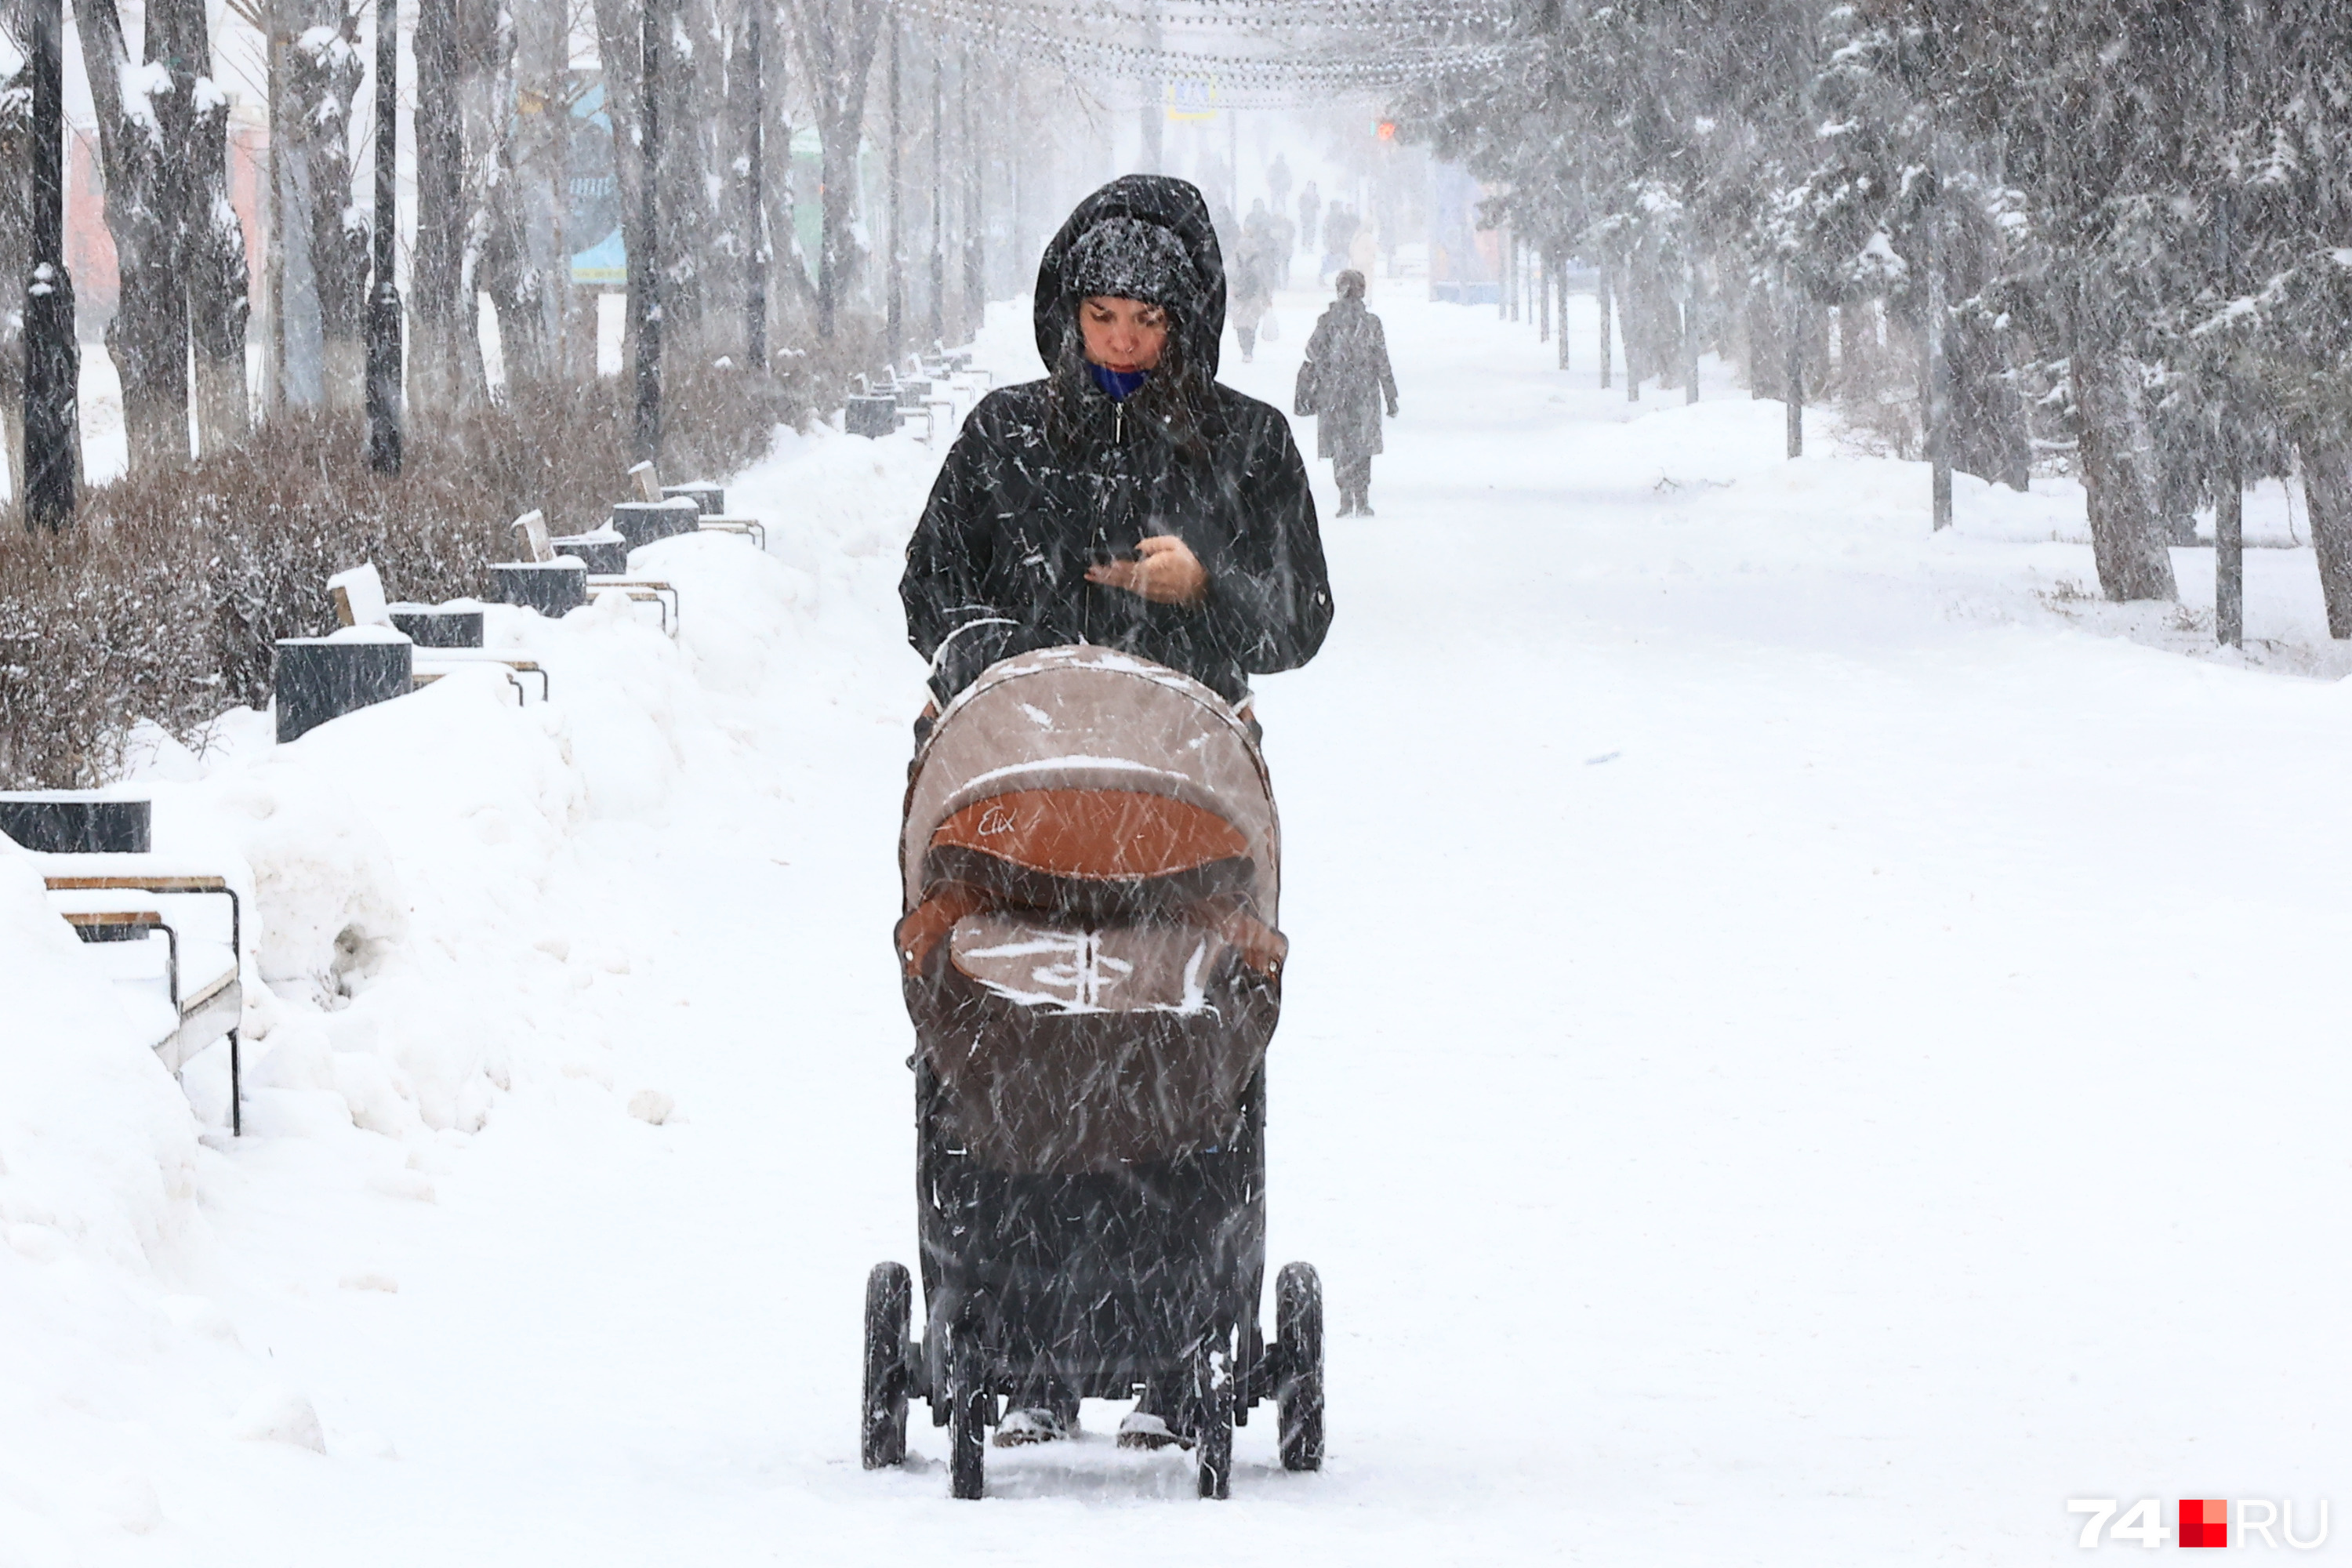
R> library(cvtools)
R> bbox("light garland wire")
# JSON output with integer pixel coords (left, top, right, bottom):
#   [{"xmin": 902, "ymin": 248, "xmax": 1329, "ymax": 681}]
[{"xmin": 888, "ymin": 0, "xmax": 1519, "ymax": 96}]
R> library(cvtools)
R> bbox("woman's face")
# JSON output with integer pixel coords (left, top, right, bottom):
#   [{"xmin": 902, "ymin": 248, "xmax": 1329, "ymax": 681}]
[{"xmin": 1080, "ymin": 296, "xmax": 1169, "ymax": 374}]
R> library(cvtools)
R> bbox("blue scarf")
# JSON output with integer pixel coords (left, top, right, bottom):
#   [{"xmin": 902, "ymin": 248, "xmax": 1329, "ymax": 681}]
[{"xmin": 1089, "ymin": 364, "xmax": 1150, "ymax": 402}]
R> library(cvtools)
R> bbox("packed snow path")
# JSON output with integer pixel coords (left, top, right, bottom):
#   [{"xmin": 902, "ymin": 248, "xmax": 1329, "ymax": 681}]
[{"xmin": 23, "ymin": 288, "xmax": 2350, "ymax": 1564}]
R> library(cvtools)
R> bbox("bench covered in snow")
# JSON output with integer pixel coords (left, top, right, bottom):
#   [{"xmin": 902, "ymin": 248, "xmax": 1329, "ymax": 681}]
[
  {"xmin": 328, "ymin": 564, "xmax": 550, "ymax": 702},
  {"xmin": 508, "ymin": 512, "xmax": 679, "ymax": 635},
  {"xmin": 629, "ymin": 462, "xmax": 767, "ymax": 549},
  {"xmin": 40, "ymin": 861, "xmax": 245, "ymax": 1134}
]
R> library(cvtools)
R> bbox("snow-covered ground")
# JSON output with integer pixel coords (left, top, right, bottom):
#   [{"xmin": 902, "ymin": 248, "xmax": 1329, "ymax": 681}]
[{"xmin": 5, "ymin": 281, "xmax": 2347, "ymax": 1564}]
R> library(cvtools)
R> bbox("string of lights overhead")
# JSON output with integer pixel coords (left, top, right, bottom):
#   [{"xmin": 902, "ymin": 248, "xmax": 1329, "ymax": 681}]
[{"xmin": 888, "ymin": 0, "xmax": 1520, "ymax": 101}]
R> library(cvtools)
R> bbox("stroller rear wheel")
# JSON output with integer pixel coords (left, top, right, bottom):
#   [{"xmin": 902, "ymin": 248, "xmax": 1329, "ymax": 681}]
[
  {"xmin": 1193, "ymin": 1332, "xmax": 1235, "ymax": 1501},
  {"xmin": 947, "ymin": 1326, "xmax": 989, "ymax": 1501},
  {"xmin": 1276, "ymin": 1262, "xmax": 1324, "ymax": 1472},
  {"xmin": 862, "ymin": 1263, "xmax": 912, "ymax": 1468}
]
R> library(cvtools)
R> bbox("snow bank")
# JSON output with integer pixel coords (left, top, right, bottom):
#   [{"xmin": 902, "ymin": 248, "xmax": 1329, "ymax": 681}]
[
  {"xmin": 0, "ymin": 500, "xmax": 839, "ymax": 1553},
  {"xmin": 0, "ymin": 843, "xmax": 216, "ymax": 1559},
  {"xmin": 0, "ymin": 844, "xmax": 203, "ymax": 1271},
  {"xmin": 198, "ymin": 537, "xmax": 816, "ymax": 1142}
]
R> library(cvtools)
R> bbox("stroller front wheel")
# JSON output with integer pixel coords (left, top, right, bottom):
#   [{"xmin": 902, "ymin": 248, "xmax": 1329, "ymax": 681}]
[
  {"xmin": 862, "ymin": 1263, "xmax": 912, "ymax": 1468},
  {"xmin": 1194, "ymin": 1333, "xmax": 1235, "ymax": 1501},
  {"xmin": 947, "ymin": 1326, "xmax": 989, "ymax": 1500},
  {"xmin": 1276, "ymin": 1262, "xmax": 1325, "ymax": 1472}
]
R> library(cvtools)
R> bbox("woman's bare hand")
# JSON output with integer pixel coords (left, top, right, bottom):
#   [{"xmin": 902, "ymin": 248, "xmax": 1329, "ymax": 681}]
[{"xmin": 1086, "ymin": 535, "xmax": 1208, "ymax": 605}]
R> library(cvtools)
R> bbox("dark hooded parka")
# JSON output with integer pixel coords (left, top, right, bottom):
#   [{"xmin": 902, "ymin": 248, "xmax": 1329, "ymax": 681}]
[
  {"xmin": 901, "ymin": 176, "xmax": 1333, "ymax": 707},
  {"xmin": 1302, "ymin": 288, "xmax": 1397, "ymax": 463}
]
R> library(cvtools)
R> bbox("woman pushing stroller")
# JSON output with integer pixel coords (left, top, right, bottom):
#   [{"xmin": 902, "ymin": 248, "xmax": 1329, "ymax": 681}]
[
  {"xmin": 891, "ymin": 176, "xmax": 1334, "ymax": 1469},
  {"xmin": 902, "ymin": 175, "xmax": 1334, "ymax": 717}
]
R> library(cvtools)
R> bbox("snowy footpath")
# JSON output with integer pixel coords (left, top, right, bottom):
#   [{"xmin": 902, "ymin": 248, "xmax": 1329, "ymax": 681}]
[{"xmin": 4, "ymin": 285, "xmax": 2348, "ymax": 1565}]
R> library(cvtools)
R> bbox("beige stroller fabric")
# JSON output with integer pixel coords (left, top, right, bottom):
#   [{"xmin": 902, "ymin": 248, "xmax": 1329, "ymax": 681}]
[
  {"xmin": 901, "ymin": 645, "xmax": 1280, "ymax": 924},
  {"xmin": 899, "ymin": 647, "xmax": 1287, "ymax": 1171}
]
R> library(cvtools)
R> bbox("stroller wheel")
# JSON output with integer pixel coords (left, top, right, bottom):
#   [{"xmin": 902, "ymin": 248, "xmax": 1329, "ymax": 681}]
[
  {"xmin": 1193, "ymin": 1333, "xmax": 1235, "ymax": 1501},
  {"xmin": 947, "ymin": 1327, "xmax": 988, "ymax": 1501},
  {"xmin": 862, "ymin": 1263, "xmax": 912, "ymax": 1468},
  {"xmin": 1276, "ymin": 1262, "xmax": 1324, "ymax": 1472}
]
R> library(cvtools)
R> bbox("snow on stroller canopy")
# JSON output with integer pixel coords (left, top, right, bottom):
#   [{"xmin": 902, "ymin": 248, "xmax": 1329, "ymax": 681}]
[{"xmin": 902, "ymin": 645, "xmax": 1279, "ymax": 920}]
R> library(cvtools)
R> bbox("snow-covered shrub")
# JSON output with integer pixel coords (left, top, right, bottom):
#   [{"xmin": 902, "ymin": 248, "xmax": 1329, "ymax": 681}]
[{"xmin": 0, "ymin": 359, "xmax": 786, "ymax": 788}]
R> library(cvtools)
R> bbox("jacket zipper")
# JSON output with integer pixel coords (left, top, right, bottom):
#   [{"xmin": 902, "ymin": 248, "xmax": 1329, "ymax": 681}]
[{"xmin": 1115, "ymin": 401, "xmax": 1124, "ymax": 445}]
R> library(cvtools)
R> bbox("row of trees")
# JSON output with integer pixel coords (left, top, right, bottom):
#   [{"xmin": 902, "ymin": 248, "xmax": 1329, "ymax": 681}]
[
  {"xmin": 1405, "ymin": 1, "xmax": 2352, "ymax": 633},
  {"xmin": 0, "ymin": 0, "xmax": 1064, "ymax": 510}
]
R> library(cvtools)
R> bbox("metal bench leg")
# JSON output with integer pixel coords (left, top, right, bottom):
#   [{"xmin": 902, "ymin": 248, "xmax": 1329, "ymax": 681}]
[{"xmin": 230, "ymin": 1029, "xmax": 241, "ymax": 1137}]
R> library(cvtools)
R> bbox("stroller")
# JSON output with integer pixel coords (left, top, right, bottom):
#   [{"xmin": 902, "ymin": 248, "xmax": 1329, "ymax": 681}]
[{"xmin": 863, "ymin": 644, "xmax": 1326, "ymax": 1500}]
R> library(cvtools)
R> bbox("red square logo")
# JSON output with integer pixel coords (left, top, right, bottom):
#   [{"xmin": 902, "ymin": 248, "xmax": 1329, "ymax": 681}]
[{"xmin": 2180, "ymin": 1499, "xmax": 2229, "ymax": 1548}]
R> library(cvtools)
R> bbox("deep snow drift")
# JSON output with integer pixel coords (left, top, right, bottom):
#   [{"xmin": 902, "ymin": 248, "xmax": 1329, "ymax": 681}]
[{"xmin": 3, "ymin": 282, "xmax": 2347, "ymax": 1564}]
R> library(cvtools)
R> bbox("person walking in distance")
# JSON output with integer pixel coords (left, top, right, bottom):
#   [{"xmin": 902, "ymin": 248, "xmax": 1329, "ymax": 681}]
[
  {"xmin": 1230, "ymin": 199, "xmax": 1282, "ymax": 361},
  {"xmin": 1266, "ymin": 152, "xmax": 1293, "ymax": 219},
  {"xmin": 1297, "ymin": 180, "xmax": 1320, "ymax": 257},
  {"xmin": 1230, "ymin": 235, "xmax": 1272, "ymax": 363},
  {"xmin": 1296, "ymin": 270, "xmax": 1397, "ymax": 517},
  {"xmin": 1319, "ymin": 202, "xmax": 1359, "ymax": 285}
]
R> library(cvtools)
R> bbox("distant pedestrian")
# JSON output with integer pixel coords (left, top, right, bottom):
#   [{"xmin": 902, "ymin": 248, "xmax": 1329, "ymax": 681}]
[
  {"xmin": 1298, "ymin": 182, "xmax": 1321, "ymax": 257},
  {"xmin": 1231, "ymin": 211, "xmax": 1275, "ymax": 362},
  {"xmin": 1295, "ymin": 270, "xmax": 1397, "ymax": 517},
  {"xmin": 1319, "ymin": 204, "xmax": 1359, "ymax": 285},
  {"xmin": 1267, "ymin": 154, "xmax": 1293, "ymax": 216}
]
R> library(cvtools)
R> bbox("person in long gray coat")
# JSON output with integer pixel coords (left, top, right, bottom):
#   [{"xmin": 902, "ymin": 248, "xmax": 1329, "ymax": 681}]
[{"xmin": 1297, "ymin": 270, "xmax": 1398, "ymax": 517}]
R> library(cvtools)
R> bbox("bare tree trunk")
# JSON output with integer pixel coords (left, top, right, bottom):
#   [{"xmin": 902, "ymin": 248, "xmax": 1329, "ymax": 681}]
[
  {"xmin": 734, "ymin": 0, "xmax": 770, "ymax": 368},
  {"xmin": 1597, "ymin": 261, "xmax": 1612, "ymax": 391},
  {"xmin": 791, "ymin": 0, "xmax": 881, "ymax": 339},
  {"xmin": 2296, "ymin": 434, "xmax": 2352, "ymax": 638},
  {"xmin": 261, "ymin": 11, "xmax": 285, "ymax": 414},
  {"xmin": 471, "ymin": 0, "xmax": 550, "ymax": 388},
  {"xmin": 512, "ymin": 0, "xmax": 573, "ymax": 375},
  {"xmin": 673, "ymin": 0, "xmax": 733, "ymax": 365},
  {"xmin": 76, "ymin": 0, "xmax": 192, "ymax": 474},
  {"xmin": 186, "ymin": 30, "xmax": 252, "ymax": 449},
  {"xmin": 285, "ymin": 0, "xmax": 367, "ymax": 413},
  {"xmin": 590, "ymin": 0, "xmax": 642, "ymax": 376},
  {"xmin": 763, "ymin": 67, "xmax": 818, "ymax": 339},
  {"xmin": 412, "ymin": 0, "xmax": 482, "ymax": 413},
  {"xmin": 2073, "ymin": 344, "xmax": 2179, "ymax": 602},
  {"xmin": 0, "ymin": 20, "xmax": 29, "ymax": 501}
]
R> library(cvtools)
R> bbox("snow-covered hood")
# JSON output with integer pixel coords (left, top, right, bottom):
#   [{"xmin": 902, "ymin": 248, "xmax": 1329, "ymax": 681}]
[{"xmin": 1033, "ymin": 175, "xmax": 1229, "ymax": 377}]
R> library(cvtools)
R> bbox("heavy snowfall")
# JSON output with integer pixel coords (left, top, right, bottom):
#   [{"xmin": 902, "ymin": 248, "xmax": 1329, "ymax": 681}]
[
  {"xmin": 3, "ymin": 1, "xmax": 2351, "ymax": 1563},
  {"xmin": 5, "ymin": 281, "xmax": 2346, "ymax": 1560}
]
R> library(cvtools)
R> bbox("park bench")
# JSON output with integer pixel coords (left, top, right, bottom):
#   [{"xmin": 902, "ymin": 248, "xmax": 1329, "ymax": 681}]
[
  {"xmin": 510, "ymin": 513, "xmax": 679, "ymax": 636},
  {"xmin": 326, "ymin": 564, "xmax": 550, "ymax": 702},
  {"xmin": 2, "ymin": 795, "xmax": 245, "ymax": 1134},
  {"xmin": 627, "ymin": 462, "xmax": 767, "ymax": 548}
]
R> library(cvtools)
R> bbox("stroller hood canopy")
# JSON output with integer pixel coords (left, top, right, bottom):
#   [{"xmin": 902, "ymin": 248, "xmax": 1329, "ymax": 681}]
[{"xmin": 902, "ymin": 644, "xmax": 1278, "ymax": 921}]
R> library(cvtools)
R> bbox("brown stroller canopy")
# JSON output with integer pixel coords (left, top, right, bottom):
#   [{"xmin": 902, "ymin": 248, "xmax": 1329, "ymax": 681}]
[
  {"xmin": 898, "ymin": 646, "xmax": 1287, "ymax": 1171},
  {"xmin": 902, "ymin": 645, "xmax": 1280, "ymax": 924}
]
